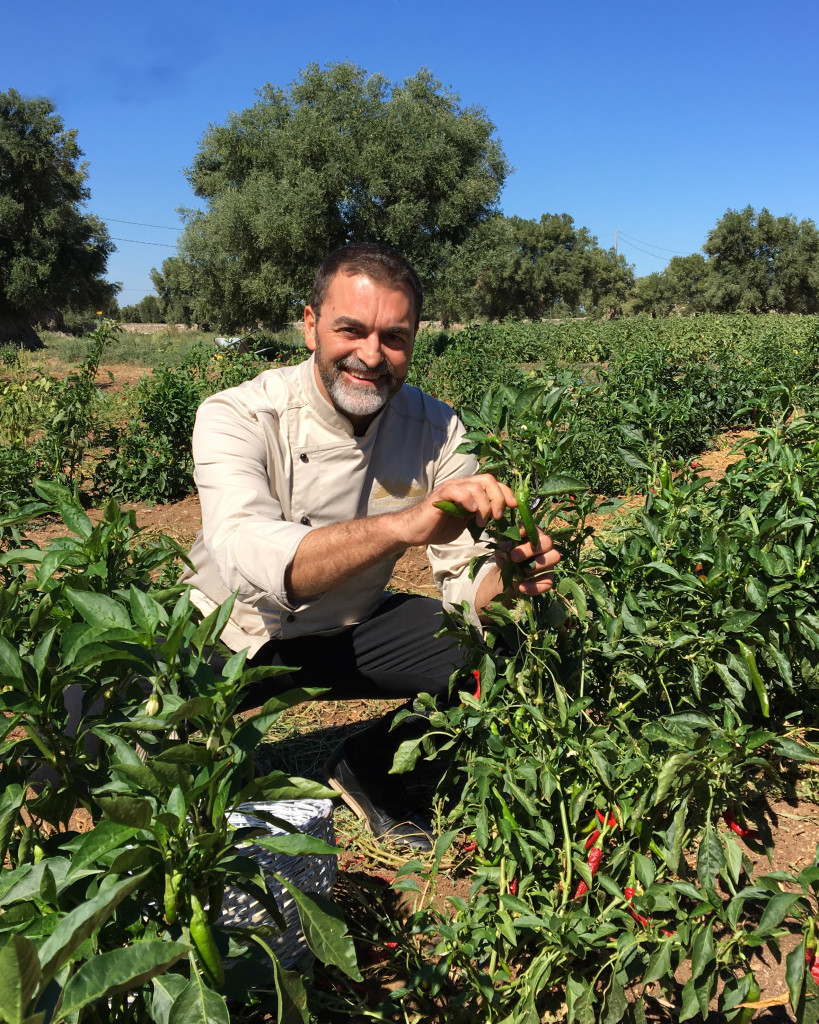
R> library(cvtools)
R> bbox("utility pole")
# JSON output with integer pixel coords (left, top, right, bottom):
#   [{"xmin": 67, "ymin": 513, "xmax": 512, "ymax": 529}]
[{"xmin": 615, "ymin": 229, "xmax": 618, "ymax": 255}]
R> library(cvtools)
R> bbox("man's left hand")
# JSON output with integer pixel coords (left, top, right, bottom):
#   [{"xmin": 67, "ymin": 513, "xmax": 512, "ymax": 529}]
[{"xmin": 502, "ymin": 525, "xmax": 561, "ymax": 596}]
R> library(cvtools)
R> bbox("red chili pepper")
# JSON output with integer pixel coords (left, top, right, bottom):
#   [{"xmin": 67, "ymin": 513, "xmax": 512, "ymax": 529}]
[
  {"xmin": 584, "ymin": 828, "xmax": 601, "ymax": 850},
  {"xmin": 596, "ymin": 810, "xmax": 617, "ymax": 828},
  {"xmin": 724, "ymin": 809, "xmax": 760, "ymax": 841},
  {"xmin": 472, "ymin": 670, "xmax": 481, "ymax": 700},
  {"xmin": 509, "ymin": 878, "xmax": 518, "ymax": 896},
  {"xmin": 574, "ymin": 846, "xmax": 603, "ymax": 899},
  {"xmin": 807, "ymin": 946, "xmax": 819, "ymax": 985},
  {"xmin": 462, "ymin": 841, "xmax": 477, "ymax": 854},
  {"xmin": 624, "ymin": 887, "xmax": 675, "ymax": 936}
]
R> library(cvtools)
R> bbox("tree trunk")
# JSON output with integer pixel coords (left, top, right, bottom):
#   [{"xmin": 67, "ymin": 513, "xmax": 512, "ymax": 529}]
[{"xmin": 0, "ymin": 316, "xmax": 43, "ymax": 350}]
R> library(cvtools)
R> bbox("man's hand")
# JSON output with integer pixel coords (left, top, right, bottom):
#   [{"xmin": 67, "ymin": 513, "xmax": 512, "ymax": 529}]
[
  {"xmin": 502, "ymin": 526, "xmax": 561, "ymax": 596},
  {"xmin": 475, "ymin": 525, "xmax": 561, "ymax": 615},
  {"xmin": 395, "ymin": 473, "xmax": 517, "ymax": 547}
]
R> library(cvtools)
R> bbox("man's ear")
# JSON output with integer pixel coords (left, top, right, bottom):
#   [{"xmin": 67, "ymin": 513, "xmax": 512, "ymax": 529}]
[{"xmin": 304, "ymin": 306, "xmax": 317, "ymax": 352}]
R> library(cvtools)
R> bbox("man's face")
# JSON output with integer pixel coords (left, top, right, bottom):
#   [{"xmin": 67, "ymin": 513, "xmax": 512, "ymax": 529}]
[{"xmin": 304, "ymin": 271, "xmax": 416, "ymax": 429}]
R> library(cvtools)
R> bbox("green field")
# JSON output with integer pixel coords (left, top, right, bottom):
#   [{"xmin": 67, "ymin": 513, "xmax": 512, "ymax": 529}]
[{"xmin": 1, "ymin": 314, "xmax": 818, "ymax": 1022}]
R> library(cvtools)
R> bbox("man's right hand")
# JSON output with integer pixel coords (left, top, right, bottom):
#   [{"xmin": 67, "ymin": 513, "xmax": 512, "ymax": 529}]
[
  {"xmin": 394, "ymin": 473, "xmax": 517, "ymax": 547},
  {"xmin": 285, "ymin": 473, "xmax": 515, "ymax": 602}
]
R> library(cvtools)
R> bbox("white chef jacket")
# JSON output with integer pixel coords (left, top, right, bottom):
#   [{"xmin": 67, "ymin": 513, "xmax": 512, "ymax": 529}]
[{"xmin": 180, "ymin": 354, "xmax": 495, "ymax": 656}]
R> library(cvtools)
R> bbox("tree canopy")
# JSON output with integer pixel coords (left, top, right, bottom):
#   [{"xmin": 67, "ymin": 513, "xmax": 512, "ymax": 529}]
[
  {"xmin": 428, "ymin": 214, "xmax": 633, "ymax": 323},
  {"xmin": 703, "ymin": 205, "xmax": 819, "ymax": 313},
  {"xmin": 159, "ymin": 62, "xmax": 510, "ymax": 329},
  {"xmin": 0, "ymin": 89, "xmax": 116, "ymax": 344}
]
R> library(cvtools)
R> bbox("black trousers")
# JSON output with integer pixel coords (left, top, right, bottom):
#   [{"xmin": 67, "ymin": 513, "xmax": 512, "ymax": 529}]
[{"xmin": 240, "ymin": 593, "xmax": 467, "ymax": 785}]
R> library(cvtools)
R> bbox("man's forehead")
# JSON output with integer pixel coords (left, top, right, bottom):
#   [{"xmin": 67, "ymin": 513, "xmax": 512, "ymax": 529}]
[{"xmin": 325, "ymin": 270, "xmax": 416, "ymax": 319}]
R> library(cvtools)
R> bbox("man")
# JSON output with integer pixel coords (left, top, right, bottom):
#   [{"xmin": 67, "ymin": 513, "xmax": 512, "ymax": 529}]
[{"xmin": 181, "ymin": 243, "xmax": 559, "ymax": 850}]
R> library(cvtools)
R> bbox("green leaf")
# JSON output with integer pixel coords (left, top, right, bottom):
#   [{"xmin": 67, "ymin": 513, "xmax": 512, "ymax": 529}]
[
  {"xmin": 151, "ymin": 973, "xmax": 189, "ymax": 1024},
  {"xmin": 696, "ymin": 823, "xmax": 724, "ymax": 887},
  {"xmin": 654, "ymin": 753, "xmax": 693, "ymax": 805},
  {"xmin": 723, "ymin": 834, "xmax": 744, "ymax": 887},
  {"xmin": 167, "ymin": 967, "xmax": 229, "ymax": 1024},
  {"xmin": 757, "ymin": 892, "xmax": 802, "ymax": 937},
  {"xmin": 251, "ymin": 834, "xmax": 338, "ymax": 857},
  {"xmin": 0, "ymin": 785, "xmax": 25, "ymax": 866},
  {"xmin": 61, "ymin": 821, "xmax": 139, "ymax": 875},
  {"xmin": 618, "ymin": 448, "xmax": 650, "ymax": 472},
  {"xmin": 773, "ymin": 737, "xmax": 817, "ymax": 762},
  {"xmin": 96, "ymin": 795, "xmax": 154, "ymax": 830},
  {"xmin": 389, "ymin": 737, "xmax": 424, "ymax": 774},
  {"xmin": 603, "ymin": 979, "xmax": 628, "ymax": 1024},
  {"xmin": 620, "ymin": 603, "xmax": 646, "ymax": 636},
  {"xmin": 64, "ymin": 588, "xmax": 131, "ymax": 630},
  {"xmin": 37, "ymin": 870, "xmax": 150, "ymax": 985},
  {"xmin": 33, "ymin": 480, "xmax": 93, "ymax": 538},
  {"xmin": 275, "ymin": 879, "xmax": 361, "ymax": 981},
  {"xmin": 129, "ymin": 587, "xmax": 163, "ymax": 635},
  {"xmin": 536, "ymin": 474, "xmax": 588, "ymax": 497},
  {"xmin": 786, "ymin": 940, "xmax": 806, "ymax": 1013},
  {"xmin": 745, "ymin": 577, "xmax": 768, "ymax": 610},
  {"xmin": 58, "ymin": 941, "xmax": 190, "ymax": 1020},
  {"xmin": 0, "ymin": 635, "xmax": 25, "ymax": 685},
  {"xmin": 643, "ymin": 941, "xmax": 672, "ymax": 986},
  {"xmin": 270, "ymin": 955, "xmax": 309, "ymax": 1024},
  {"xmin": 557, "ymin": 577, "xmax": 587, "ymax": 620},
  {"xmin": 721, "ymin": 610, "xmax": 760, "ymax": 633},
  {"xmin": 0, "ymin": 934, "xmax": 41, "ymax": 1024}
]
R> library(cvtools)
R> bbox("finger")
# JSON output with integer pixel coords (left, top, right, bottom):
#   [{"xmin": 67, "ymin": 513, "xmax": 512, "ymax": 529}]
[
  {"xmin": 509, "ymin": 530, "xmax": 557, "ymax": 563},
  {"xmin": 517, "ymin": 571, "xmax": 557, "ymax": 595},
  {"xmin": 474, "ymin": 475, "xmax": 514, "ymax": 523}
]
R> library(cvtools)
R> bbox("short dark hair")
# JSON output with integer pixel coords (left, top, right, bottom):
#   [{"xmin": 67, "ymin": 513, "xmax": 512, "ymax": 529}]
[{"xmin": 310, "ymin": 243, "xmax": 423, "ymax": 329}]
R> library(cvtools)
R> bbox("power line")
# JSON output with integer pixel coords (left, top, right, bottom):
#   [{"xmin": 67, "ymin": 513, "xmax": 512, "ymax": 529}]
[
  {"xmin": 622, "ymin": 235, "xmax": 671, "ymax": 260},
  {"xmin": 617, "ymin": 231, "xmax": 692, "ymax": 256},
  {"xmin": 110, "ymin": 236, "xmax": 177, "ymax": 248},
  {"xmin": 102, "ymin": 217, "xmax": 178, "ymax": 231}
]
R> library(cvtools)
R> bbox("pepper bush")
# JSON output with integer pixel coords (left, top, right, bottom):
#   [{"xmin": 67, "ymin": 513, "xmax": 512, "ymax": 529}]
[
  {"xmin": 0, "ymin": 482, "xmax": 358, "ymax": 1023},
  {"xmin": 384, "ymin": 384, "xmax": 819, "ymax": 1023}
]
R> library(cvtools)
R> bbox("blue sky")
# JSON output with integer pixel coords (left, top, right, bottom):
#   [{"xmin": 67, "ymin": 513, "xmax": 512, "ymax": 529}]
[{"xmin": 5, "ymin": 0, "xmax": 817, "ymax": 303}]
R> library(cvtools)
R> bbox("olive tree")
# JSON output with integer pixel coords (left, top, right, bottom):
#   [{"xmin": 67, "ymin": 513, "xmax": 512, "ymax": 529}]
[
  {"xmin": 703, "ymin": 205, "xmax": 819, "ymax": 313},
  {"xmin": 158, "ymin": 62, "xmax": 510, "ymax": 329},
  {"xmin": 0, "ymin": 89, "xmax": 116, "ymax": 346}
]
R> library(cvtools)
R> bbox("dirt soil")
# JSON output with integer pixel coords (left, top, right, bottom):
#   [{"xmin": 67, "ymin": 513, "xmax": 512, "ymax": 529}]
[{"xmin": 19, "ymin": 364, "xmax": 816, "ymax": 1020}]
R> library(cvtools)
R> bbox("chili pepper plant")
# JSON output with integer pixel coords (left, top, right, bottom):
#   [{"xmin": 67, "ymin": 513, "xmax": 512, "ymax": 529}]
[
  {"xmin": 0, "ymin": 482, "xmax": 359, "ymax": 1023},
  {"xmin": 386, "ymin": 383, "xmax": 819, "ymax": 1023}
]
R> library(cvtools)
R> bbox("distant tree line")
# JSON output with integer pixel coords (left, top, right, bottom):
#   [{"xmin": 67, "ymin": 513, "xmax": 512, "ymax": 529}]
[
  {"xmin": 627, "ymin": 207, "xmax": 819, "ymax": 318},
  {"xmin": 4, "ymin": 72, "xmax": 819, "ymax": 348}
]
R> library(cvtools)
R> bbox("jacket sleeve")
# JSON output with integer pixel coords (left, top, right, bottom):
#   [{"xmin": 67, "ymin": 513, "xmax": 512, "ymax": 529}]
[{"xmin": 190, "ymin": 390, "xmax": 311, "ymax": 614}]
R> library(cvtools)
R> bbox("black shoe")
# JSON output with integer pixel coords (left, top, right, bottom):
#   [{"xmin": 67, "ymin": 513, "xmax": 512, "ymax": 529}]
[{"xmin": 324, "ymin": 741, "xmax": 434, "ymax": 852}]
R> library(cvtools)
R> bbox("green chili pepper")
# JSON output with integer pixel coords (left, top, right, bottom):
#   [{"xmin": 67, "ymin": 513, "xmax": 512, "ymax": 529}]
[
  {"xmin": 735, "ymin": 973, "xmax": 761, "ymax": 1024},
  {"xmin": 737, "ymin": 640, "xmax": 770, "ymax": 718},
  {"xmin": 433, "ymin": 499, "xmax": 472, "ymax": 517},
  {"xmin": 658, "ymin": 458, "xmax": 672, "ymax": 491},
  {"xmin": 512, "ymin": 707, "xmax": 534, "ymax": 740},
  {"xmin": 515, "ymin": 478, "xmax": 539, "ymax": 548},
  {"xmin": 164, "ymin": 868, "xmax": 183, "ymax": 926},
  {"xmin": 207, "ymin": 881, "xmax": 224, "ymax": 924},
  {"xmin": 16, "ymin": 826, "xmax": 32, "ymax": 867},
  {"xmin": 190, "ymin": 893, "xmax": 224, "ymax": 988}
]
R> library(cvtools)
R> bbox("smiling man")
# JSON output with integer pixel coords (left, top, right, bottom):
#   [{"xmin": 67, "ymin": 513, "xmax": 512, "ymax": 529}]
[{"xmin": 182, "ymin": 243, "xmax": 559, "ymax": 850}]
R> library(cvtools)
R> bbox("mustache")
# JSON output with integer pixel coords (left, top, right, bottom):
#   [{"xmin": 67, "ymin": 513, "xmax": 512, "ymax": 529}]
[{"xmin": 335, "ymin": 356, "xmax": 397, "ymax": 381}]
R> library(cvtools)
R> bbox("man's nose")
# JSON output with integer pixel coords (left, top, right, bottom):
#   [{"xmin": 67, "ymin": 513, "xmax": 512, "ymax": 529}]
[{"xmin": 355, "ymin": 332, "xmax": 385, "ymax": 367}]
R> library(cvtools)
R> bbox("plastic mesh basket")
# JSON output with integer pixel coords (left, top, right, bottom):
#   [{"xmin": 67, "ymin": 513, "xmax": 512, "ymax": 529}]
[{"xmin": 221, "ymin": 799, "xmax": 337, "ymax": 967}]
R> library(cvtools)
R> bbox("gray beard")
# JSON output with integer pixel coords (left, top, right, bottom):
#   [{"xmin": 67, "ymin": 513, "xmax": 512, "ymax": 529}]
[{"xmin": 317, "ymin": 354, "xmax": 403, "ymax": 420}]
